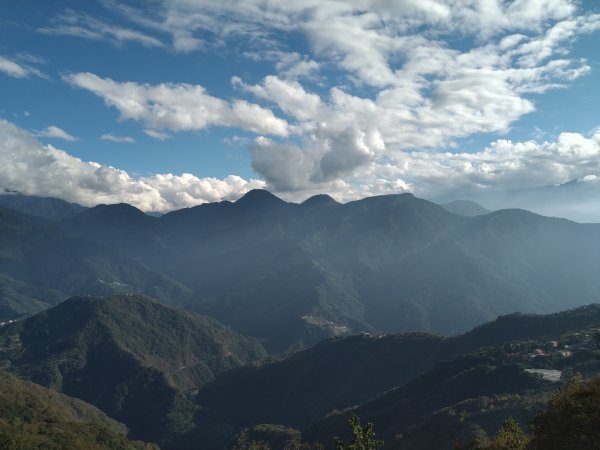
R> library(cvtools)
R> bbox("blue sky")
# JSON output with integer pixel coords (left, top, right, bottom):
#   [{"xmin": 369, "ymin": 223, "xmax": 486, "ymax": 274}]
[{"xmin": 1, "ymin": 0, "xmax": 600, "ymax": 215}]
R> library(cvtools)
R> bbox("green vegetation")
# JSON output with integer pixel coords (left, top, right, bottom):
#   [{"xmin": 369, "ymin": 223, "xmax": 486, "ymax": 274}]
[
  {"xmin": 0, "ymin": 370, "xmax": 157, "ymax": 450},
  {"xmin": 528, "ymin": 376, "xmax": 600, "ymax": 449},
  {"xmin": 0, "ymin": 295, "xmax": 266, "ymax": 449},
  {"xmin": 458, "ymin": 417, "xmax": 529, "ymax": 450},
  {"xmin": 334, "ymin": 415, "xmax": 383, "ymax": 450},
  {"xmin": 460, "ymin": 375, "xmax": 600, "ymax": 450},
  {"xmin": 2, "ymin": 291, "xmax": 600, "ymax": 449}
]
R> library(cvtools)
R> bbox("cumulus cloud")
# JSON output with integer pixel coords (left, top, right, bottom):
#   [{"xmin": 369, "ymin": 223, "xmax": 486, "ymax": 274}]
[
  {"xmin": 38, "ymin": 126, "xmax": 77, "ymax": 141},
  {"xmin": 0, "ymin": 120, "xmax": 264, "ymax": 212},
  {"xmin": 211, "ymin": 1, "xmax": 598, "ymax": 194},
  {"xmin": 64, "ymin": 72, "xmax": 289, "ymax": 137},
  {"xmin": 44, "ymin": 0, "xmax": 600, "ymax": 207},
  {"xmin": 101, "ymin": 133, "xmax": 135, "ymax": 143},
  {"xmin": 250, "ymin": 138, "xmax": 317, "ymax": 192},
  {"xmin": 0, "ymin": 56, "xmax": 44, "ymax": 79},
  {"xmin": 2, "ymin": 117, "xmax": 599, "ymax": 220},
  {"xmin": 364, "ymin": 130, "xmax": 600, "ymax": 202}
]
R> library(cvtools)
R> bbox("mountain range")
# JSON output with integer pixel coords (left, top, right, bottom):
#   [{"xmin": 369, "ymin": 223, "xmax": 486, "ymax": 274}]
[
  {"xmin": 1, "ymin": 190, "xmax": 600, "ymax": 352},
  {"xmin": 0, "ymin": 205, "xmax": 191, "ymax": 320},
  {"xmin": 3, "ymin": 294, "xmax": 600, "ymax": 449}
]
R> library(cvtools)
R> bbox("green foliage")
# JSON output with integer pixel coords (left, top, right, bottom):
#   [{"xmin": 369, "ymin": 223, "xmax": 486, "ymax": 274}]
[
  {"xmin": 334, "ymin": 415, "xmax": 383, "ymax": 450},
  {"xmin": 528, "ymin": 376, "xmax": 600, "ymax": 449},
  {"xmin": 229, "ymin": 429, "xmax": 324, "ymax": 450},
  {"xmin": 458, "ymin": 376, "xmax": 600, "ymax": 450},
  {"xmin": 0, "ymin": 295, "xmax": 266, "ymax": 449},
  {"xmin": 462, "ymin": 417, "xmax": 529, "ymax": 450},
  {"xmin": 0, "ymin": 370, "xmax": 157, "ymax": 450},
  {"xmin": 231, "ymin": 432, "xmax": 271, "ymax": 450}
]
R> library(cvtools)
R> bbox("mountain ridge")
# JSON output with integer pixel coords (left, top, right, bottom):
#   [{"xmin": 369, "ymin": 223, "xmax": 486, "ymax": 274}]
[
  {"xmin": 4, "ymin": 191, "xmax": 600, "ymax": 352},
  {"xmin": 0, "ymin": 294, "xmax": 267, "ymax": 448}
]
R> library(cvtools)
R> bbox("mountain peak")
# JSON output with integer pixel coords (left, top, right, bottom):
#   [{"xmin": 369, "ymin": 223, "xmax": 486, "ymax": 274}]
[
  {"xmin": 301, "ymin": 194, "xmax": 339, "ymax": 208},
  {"xmin": 92, "ymin": 203, "xmax": 146, "ymax": 216},
  {"xmin": 0, "ymin": 193, "xmax": 86, "ymax": 220},
  {"xmin": 441, "ymin": 200, "xmax": 490, "ymax": 217},
  {"xmin": 71, "ymin": 203, "xmax": 149, "ymax": 225},
  {"xmin": 235, "ymin": 189, "xmax": 287, "ymax": 208}
]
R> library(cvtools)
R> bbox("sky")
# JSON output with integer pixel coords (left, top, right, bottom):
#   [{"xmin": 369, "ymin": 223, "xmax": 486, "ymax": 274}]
[{"xmin": 1, "ymin": 0, "xmax": 600, "ymax": 218}]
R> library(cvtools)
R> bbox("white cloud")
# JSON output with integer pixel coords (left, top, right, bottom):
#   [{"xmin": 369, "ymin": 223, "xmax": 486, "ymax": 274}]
[
  {"xmin": 250, "ymin": 138, "xmax": 318, "ymax": 192},
  {"xmin": 38, "ymin": 9, "xmax": 164, "ymax": 48},
  {"xmin": 101, "ymin": 133, "xmax": 135, "ymax": 143},
  {"xmin": 367, "ymin": 130, "xmax": 600, "ymax": 202},
  {"xmin": 38, "ymin": 126, "xmax": 77, "ymax": 142},
  {"xmin": 2, "ymin": 118, "xmax": 600, "ymax": 220},
  {"xmin": 232, "ymin": 75, "xmax": 324, "ymax": 122},
  {"xmin": 43, "ymin": 0, "xmax": 600, "ymax": 208},
  {"xmin": 275, "ymin": 52, "xmax": 320, "ymax": 80},
  {"xmin": 0, "ymin": 56, "xmax": 43, "ymax": 79},
  {"xmin": 144, "ymin": 129, "xmax": 170, "ymax": 140},
  {"xmin": 0, "ymin": 120, "xmax": 264, "ymax": 212},
  {"xmin": 65, "ymin": 72, "xmax": 289, "ymax": 137}
]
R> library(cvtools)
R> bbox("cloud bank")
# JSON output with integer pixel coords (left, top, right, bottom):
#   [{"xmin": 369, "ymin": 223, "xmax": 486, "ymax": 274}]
[
  {"xmin": 0, "ymin": 120, "xmax": 264, "ymax": 212},
  {"xmin": 2, "ymin": 118, "xmax": 600, "ymax": 219},
  {"xmin": 83, "ymin": 0, "xmax": 600, "ymax": 198}
]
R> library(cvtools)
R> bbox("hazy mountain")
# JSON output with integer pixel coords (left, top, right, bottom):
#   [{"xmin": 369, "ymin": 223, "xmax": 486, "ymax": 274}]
[
  {"xmin": 54, "ymin": 189, "xmax": 600, "ymax": 352},
  {"xmin": 0, "ymin": 295, "xmax": 266, "ymax": 447},
  {"xmin": 469, "ymin": 176, "xmax": 600, "ymax": 223},
  {"xmin": 0, "ymin": 370, "xmax": 157, "ymax": 449},
  {"xmin": 440, "ymin": 200, "xmax": 491, "ymax": 217},
  {"xmin": 0, "ymin": 193, "xmax": 86, "ymax": 220},
  {"xmin": 0, "ymin": 206, "xmax": 190, "ymax": 319}
]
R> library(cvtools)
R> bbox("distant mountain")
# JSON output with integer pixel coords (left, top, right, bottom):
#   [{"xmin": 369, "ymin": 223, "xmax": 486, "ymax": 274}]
[
  {"xmin": 469, "ymin": 176, "xmax": 600, "ymax": 223},
  {"xmin": 0, "ymin": 206, "xmax": 190, "ymax": 319},
  {"xmin": 0, "ymin": 370, "xmax": 156, "ymax": 449},
  {"xmin": 301, "ymin": 194, "xmax": 340, "ymax": 209},
  {"xmin": 198, "ymin": 306, "xmax": 600, "ymax": 433},
  {"xmin": 0, "ymin": 193, "xmax": 86, "ymax": 220},
  {"xmin": 0, "ymin": 295, "xmax": 266, "ymax": 448},
  {"xmin": 440, "ymin": 200, "xmax": 490, "ymax": 217},
  {"xmin": 55, "ymin": 189, "xmax": 600, "ymax": 352},
  {"xmin": 195, "ymin": 304, "xmax": 600, "ymax": 449}
]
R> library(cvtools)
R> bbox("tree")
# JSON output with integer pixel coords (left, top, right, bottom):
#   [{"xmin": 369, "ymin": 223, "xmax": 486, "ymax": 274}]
[
  {"xmin": 528, "ymin": 375, "xmax": 600, "ymax": 450},
  {"xmin": 455, "ymin": 416, "xmax": 529, "ymax": 450},
  {"xmin": 490, "ymin": 417, "xmax": 529, "ymax": 450},
  {"xmin": 334, "ymin": 415, "xmax": 384, "ymax": 450},
  {"xmin": 231, "ymin": 432, "xmax": 271, "ymax": 450}
]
